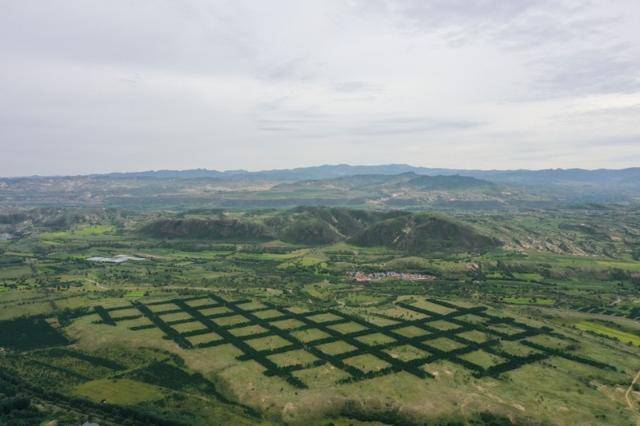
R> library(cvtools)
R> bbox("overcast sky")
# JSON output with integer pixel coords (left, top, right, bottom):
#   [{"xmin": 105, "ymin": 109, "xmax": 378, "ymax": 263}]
[{"xmin": 1, "ymin": 0, "xmax": 640, "ymax": 176}]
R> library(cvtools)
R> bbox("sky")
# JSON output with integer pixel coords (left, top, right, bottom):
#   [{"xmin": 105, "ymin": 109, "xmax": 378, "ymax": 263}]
[{"xmin": 1, "ymin": 0, "xmax": 640, "ymax": 176}]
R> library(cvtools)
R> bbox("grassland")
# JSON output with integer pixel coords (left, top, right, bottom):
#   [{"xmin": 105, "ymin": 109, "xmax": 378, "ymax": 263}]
[
  {"xmin": 503, "ymin": 296, "xmax": 555, "ymax": 305},
  {"xmin": 576, "ymin": 321, "xmax": 640, "ymax": 347},
  {"xmin": 72, "ymin": 378, "xmax": 166, "ymax": 405}
]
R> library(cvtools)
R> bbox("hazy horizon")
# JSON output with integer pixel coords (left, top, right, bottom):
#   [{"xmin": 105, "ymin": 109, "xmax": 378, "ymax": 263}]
[
  {"xmin": 3, "ymin": 162, "xmax": 640, "ymax": 179},
  {"xmin": 2, "ymin": 0, "xmax": 640, "ymax": 176}
]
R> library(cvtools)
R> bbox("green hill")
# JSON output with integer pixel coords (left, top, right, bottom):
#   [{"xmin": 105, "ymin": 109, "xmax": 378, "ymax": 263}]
[
  {"xmin": 138, "ymin": 207, "xmax": 500, "ymax": 252},
  {"xmin": 267, "ymin": 206, "xmax": 408, "ymax": 245},
  {"xmin": 349, "ymin": 214, "xmax": 501, "ymax": 253},
  {"xmin": 139, "ymin": 217, "xmax": 272, "ymax": 240}
]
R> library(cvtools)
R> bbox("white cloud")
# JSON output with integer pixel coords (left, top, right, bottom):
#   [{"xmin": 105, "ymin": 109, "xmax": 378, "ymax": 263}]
[{"xmin": 0, "ymin": 0, "xmax": 639, "ymax": 175}]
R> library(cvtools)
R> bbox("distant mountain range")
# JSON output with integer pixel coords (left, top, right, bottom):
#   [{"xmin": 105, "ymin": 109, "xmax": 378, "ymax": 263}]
[
  {"xmin": 90, "ymin": 163, "xmax": 640, "ymax": 184},
  {"xmin": 1, "ymin": 164, "xmax": 639, "ymax": 209},
  {"xmin": 5, "ymin": 163, "xmax": 640, "ymax": 185}
]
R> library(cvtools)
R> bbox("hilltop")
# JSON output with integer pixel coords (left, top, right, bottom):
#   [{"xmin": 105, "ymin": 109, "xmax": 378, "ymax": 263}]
[{"xmin": 349, "ymin": 213, "xmax": 501, "ymax": 252}]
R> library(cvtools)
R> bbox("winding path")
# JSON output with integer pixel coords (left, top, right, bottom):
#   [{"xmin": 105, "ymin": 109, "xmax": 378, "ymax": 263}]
[{"xmin": 625, "ymin": 369, "xmax": 640, "ymax": 410}]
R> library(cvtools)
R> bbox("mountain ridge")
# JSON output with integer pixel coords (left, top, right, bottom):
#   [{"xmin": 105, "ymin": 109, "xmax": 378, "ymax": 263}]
[{"xmin": 3, "ymin": 164, "xmax": 640, "ymax": 182}]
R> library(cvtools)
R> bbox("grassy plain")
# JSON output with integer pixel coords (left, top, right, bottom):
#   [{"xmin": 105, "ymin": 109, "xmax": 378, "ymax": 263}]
[{"xmin": 576, "ymin": 321, "xmax": 640, "ymax": 347}]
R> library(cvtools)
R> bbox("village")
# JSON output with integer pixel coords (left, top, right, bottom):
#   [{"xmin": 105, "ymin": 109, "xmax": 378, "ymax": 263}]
[{"xmin": 347, "ymin": 270, "xmax": 437, "ymax": 283}]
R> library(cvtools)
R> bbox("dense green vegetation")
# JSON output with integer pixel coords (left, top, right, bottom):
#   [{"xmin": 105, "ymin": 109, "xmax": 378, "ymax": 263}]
[
  {"xmin": 349, "ymin": 213, "xmax": 500, "ymax": 252},
  {"xmin": 140, "ymin": 217, "xmax": 272, "ymax": 241},
  {"xmin": 139, "ymin": 207, "xmax": 500, "ymax": 253}
]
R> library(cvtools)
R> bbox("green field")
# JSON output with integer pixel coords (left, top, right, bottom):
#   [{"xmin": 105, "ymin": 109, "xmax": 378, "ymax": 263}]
[
  {"xmin": 72, "ymin": 379, "xmax": 166, "ymax": 405},
  {"xmin": 576, "ymin": 321, "xmax": 640, "ymax": 347},
  {"xmin": 503, "ymin": 296, "xmax": 555, "ymax": 305}
]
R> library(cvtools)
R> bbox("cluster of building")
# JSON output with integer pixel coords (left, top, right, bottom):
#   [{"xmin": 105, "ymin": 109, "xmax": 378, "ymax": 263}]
[
  {"xmin": 86, "ymin": 254, "xmax": 144, "ymax": 263},
  {"xmin": 347, "ymin": 271, "xmax": 437, "ymax": 283}
]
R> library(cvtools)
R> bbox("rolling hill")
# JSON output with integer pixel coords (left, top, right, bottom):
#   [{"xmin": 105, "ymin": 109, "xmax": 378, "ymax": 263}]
[{"xmin": 139, "ymin": 207, "xmax": 500, "ymax": 253}]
